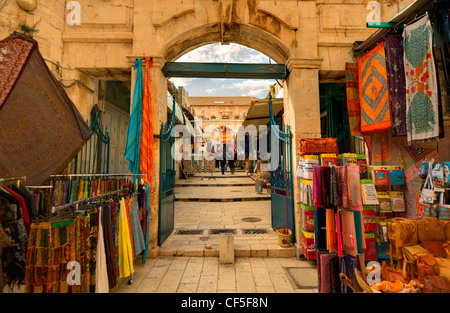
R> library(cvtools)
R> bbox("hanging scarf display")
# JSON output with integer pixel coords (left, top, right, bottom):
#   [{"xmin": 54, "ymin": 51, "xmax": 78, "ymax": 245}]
[
  {"xmin": 403, "ymin": 14, "xmax": 440, "ymax": 142},
  {"xmin": 358, "ymin": 42, "xmax": 392, "ymax": 133},
  {"xmin": 125, "ymin": 59, "xmax": 144, "ymax": 176},
  {"xmin": 140, "ymin": 58, "xmax": 154, "ymax": 187},
  {"xmin": 337, "ymin": 165, "xmax": 349, "ymax": 209},
  {"xmin": 383, "ymin": 34, "xmax": 407, "ymax": 137},
  {"xmin": 345, "ymin": 63, "xmax": 362, "ymax": 136}
]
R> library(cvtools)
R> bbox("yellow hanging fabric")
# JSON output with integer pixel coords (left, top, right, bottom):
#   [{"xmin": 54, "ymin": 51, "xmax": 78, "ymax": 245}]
[{"xmin": 118, "ymin": 198, "xmax": 134, "ymax": 279}]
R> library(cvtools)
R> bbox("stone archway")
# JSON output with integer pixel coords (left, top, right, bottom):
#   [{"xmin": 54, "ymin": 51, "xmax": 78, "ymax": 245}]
[{"xmin": 131, "ymin": 0, "xmax": 323, "ymax": 255}]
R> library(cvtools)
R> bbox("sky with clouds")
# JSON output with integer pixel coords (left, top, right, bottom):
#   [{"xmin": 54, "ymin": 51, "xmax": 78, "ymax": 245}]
[{"xmin": 170, "ymin": 43, "xmax": 283, "ymax": 99}]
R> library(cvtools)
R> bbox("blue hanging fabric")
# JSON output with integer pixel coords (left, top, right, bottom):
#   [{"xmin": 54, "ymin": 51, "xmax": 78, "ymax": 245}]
[
  {"xmin": 142, "ymin": 181, "xmax": 150, "ymax": 264},
  {"xmin": 124, "ymin": 59, "xmax": 143, "ymax": 176}
]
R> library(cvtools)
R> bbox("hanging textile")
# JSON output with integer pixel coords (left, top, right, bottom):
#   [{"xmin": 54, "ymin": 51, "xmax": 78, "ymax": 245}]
[
  {"xmin": 383, "ymin": 34, "xmax": 407, "ymax": 137},
  {"xmin": 326, "ymin": 209, "xmax": 337, "ymax": 253},
  {"xmin": 125, "ymin": 59, "xmax": 144, "ymax": 176},
  {"xmin": 0, "ymin": 34, "xmax": 92, "ymax": 186},
  {"xmin": 0, "ymin": 190, "xmax": 27, "ymax": 290},
  {"xmin": 312, "ymin": 165, "xmax": 322, "ymax": 208},
  {"xmin": 140, "ymin": 58, "xmax": 154, "ymax": 186},
  {"xmin": 337, "ymin": 165, "xmax": 349, "ymax": 209},
  {"xmin": 103, "ymin": 202, "xmax": 117, "ymax": 289},
  {"xmin": 95, "ymin": 206, "xmax": 109, "ymax": 293},
  {"xmin": 130, "ymin": 200, "xmax": 145, "ymax": 259},
  {"xmin": 25, "ymin": 219, "xmax": 77, "ymax": 293},
  {"xmin": 358, "ymin": 42, "xmax": 392, "ymax": 133},
  {"xmin": 142, "ymin": 182, "xmax": 150, "ymax": 264},
  {"xmin": 118, "ymin": 198, "xmax": 134, "ymax": 279},
  {"xmin": 403, "ymin": 14, "xmax": 440, "ymax": 142},
  {"xmin": 345, "ymin": 63, "xmax": 362, "ymax": 136}
]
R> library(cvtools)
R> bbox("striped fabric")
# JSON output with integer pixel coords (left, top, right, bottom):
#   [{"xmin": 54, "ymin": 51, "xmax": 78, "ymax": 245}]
[
  {"xmin": 358, "ymin": 42, "xmax": 392, "ymax": 133},
  {"xmin": 130, "ymin": 200, "xmax": 145, "ymax": 258},
  {"xmin": 345, "ymin": 63, "xmax": 362, "ymax": 136}
]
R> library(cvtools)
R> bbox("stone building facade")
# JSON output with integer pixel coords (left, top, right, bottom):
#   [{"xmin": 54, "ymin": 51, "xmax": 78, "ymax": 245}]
[{"xmin": 1, "ymin": 0, "xmax": 416, "ymax": 255}]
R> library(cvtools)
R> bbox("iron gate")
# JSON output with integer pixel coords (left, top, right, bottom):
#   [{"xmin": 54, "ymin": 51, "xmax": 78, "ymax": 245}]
[
  {"xmin": 158, "ymin": 94, "xmax": 176, "ymax": 246},
  {"xmin": 268, "ymin": 94, "xmax": 295, "ymax": 242},
  {"xmin": 73, "ymin": 105, "xmax": 110, "ymax": 174}
]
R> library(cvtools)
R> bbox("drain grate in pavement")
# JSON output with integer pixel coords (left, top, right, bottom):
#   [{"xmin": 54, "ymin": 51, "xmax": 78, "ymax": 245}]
[
  {"xmin": 242, "ymin": 229, "xmax": 268, "ymax": 234},
  {"xmin": 209, "ymin": 229, "xmax": 236, "ymax": 235},
  {"xmin": 176, "ymin": 229, "xmax": 204, "ymax": 235},
  {"xmin": 230, "ymin": 190, "xmax": 242, "ymax": 192},
  {"xmin": 285, "ymin": 267, "xmax": 318, "ymax": 289},
  {"xmin": 241, "ymin": 217, "xmax": 262, "ymax": 223}
]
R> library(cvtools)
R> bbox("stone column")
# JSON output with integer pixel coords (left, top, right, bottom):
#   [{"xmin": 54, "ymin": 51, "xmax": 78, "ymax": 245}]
[
  {"xmin": 127, "ymin": 56, "xmax": 168, "ymax": 257},
  {"xmin": 283, "ymin": 57, "xmax": 323, "ymax": 256},
  {"xmin": 148, "ymin": 56, "xmax": 168, "ymax": 256}
]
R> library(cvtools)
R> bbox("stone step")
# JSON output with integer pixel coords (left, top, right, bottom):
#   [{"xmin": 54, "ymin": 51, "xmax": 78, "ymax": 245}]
[
  {"xmin": 175, "ymin": 183, "xmax": 254, "ymax": 187},
  {"xmin": 175, "ymin": 197, "xmax": 271, "ymax": 202},
  {"xmin": 158, "ymin": 240, "xmax": 296, "ymax": 258}
]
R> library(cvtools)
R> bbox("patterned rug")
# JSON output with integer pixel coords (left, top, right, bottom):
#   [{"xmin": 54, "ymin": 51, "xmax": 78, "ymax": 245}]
[
  {"xmin": 403, "ymin": 14, "xmax": 440, "ymax": 142},
  {"xmin": 358, "ymin": 42, "xmax": 392, "ymax": 133},
  {"xmin": 0, "ymin": 33, "xmax": 92, "ymax": 185}
]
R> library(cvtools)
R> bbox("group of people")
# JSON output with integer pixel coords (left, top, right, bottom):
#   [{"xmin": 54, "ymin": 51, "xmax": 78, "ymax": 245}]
[{"xmin": 214, "ymin": 142, "xmax": 237, "ymax": 175}]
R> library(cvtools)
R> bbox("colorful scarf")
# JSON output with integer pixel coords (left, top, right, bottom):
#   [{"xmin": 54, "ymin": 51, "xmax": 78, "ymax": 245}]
[
  {"xmin": 125, "ymin": 59, "xmax": 143, "ymax": 176},
  {"xmin": 383, "ymin": 34, "xmax": 407, "ymax": 137},
  {"xmin": 358, "ymin": 42, "xmax": 392, "ymax": 133},
  {"xmin": 337, "ymin": 166, "xmax": 349, "ymax": 209},
  {"xmin": 118, "ymin": 198, "xmax": 134, "ymax": 279},
  {"xmin": 345, "ymin": 63, "xmax": 362, "ymax": 136},
  {"xmin": 312, "ymin": 165, "xmax": 322, "ymax": 208},
  {"xmin": 140, "ymin": 58, "xmax": 154, "ymax": 186},
  {"xmin": 403, "ymin": 14, "xmax": 439, "ymax": 142}
]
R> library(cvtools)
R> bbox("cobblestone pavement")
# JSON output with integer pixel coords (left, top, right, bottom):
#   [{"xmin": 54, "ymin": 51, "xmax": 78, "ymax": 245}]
[{"xmin": 113, "ymin": 170, "xmax": 318, "ymax": 293}]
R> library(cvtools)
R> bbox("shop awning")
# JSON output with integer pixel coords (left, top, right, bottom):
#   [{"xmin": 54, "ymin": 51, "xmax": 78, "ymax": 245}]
[
  {"xmin": 0, "ymin": 33, "xmax": 92, "ymax": 185},
  {"xmin": 242, "ymin": 98, "xmax": 284, "ymax": 128}
]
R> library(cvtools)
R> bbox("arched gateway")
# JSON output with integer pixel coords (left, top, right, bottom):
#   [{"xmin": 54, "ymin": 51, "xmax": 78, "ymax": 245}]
[
  {"xmin": 3, "ymin": 0, "xmax": 382, "ymax": 256},
  {"xmin": 129, "ymin": 1, "xmax": 324, "ymax": 253}
]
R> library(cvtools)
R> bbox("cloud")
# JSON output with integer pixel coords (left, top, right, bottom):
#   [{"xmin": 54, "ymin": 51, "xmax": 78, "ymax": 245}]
[
  {"xmin": 177, "ymin": 43, "xmax": 272, "ymax": 64},
  {"xmin": 221, "ymin": 79, "xmax": 273, "ymax": 97},
  {"xmin": 170, "ymin": 77, "xmax": 198, "ymax": 87},
  {"xmin": 205, "ymin": 88, "xmax": 216, "ymax": 94}
]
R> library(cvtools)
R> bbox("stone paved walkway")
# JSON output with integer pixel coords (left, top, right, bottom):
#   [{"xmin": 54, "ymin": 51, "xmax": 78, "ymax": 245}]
[
  {"xmin": 113, "ymin": 169, "xmax": 318, "ymax": 293},
  {"xmin": 113, "ymin": 255, "xmax": 318, "ymax": 293}
]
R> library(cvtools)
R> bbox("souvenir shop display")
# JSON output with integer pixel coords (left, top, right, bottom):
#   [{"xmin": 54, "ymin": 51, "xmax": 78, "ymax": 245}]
[
  {"xmin": 419, "ymin": 159, "xmax": 450, "ymax": 220},
  {"xmin": 0, "ymin": 173, "xmax": 150, "ymax": 293}
]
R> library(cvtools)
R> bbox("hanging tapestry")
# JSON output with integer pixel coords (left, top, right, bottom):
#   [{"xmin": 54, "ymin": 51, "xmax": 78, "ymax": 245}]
[
  {"xmin": 403, "ymin": 14, "xmax": 439, "ymax": 142},
  {"xmin": 383, "ymin": 34, "xmax": 407, "ymax": 137},
  {"xmin": 0, "ymin": 34, "xmax": 92, "ymax": 186},
  {"xmin": 358, "ymin": 42, "xmax": 392, "ymax": 133},
  {"xmin": 345, "ymin": 63, "xmax": 362, "ymax": 136}
]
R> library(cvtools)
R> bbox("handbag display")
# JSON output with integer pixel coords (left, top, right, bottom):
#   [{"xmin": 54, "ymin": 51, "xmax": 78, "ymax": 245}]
[
  {"xmin": 381, "ymin": 261, "xmax": 406, "ymax": 283},
  {"xmin": 422, "ymin": 275, "xmax": 450, "ymax": 293},
  {"xmin": 298, "ymin": 138, "xmax": 339, "ymax": 155},
  {"xmin": 421, "ymin": 241, "xmax": 446, "ymax": 258},
  {"xmin": 417, "ymin": 217, "xmax": 446, "ymax": 242},
  {"xmin": 402, "ymin": 244, "xmax": 429, "ymax": 264},
  {"xmin": 417, "ymin": 253, "xmax": 440, "ymax": 284},
  {"xmin": 419, "ymin": 162, "xmax": 435, "ymax": 205},
  {"xmin": 435, "ymin": 257, "xmax": 450, "ymax": 281}
]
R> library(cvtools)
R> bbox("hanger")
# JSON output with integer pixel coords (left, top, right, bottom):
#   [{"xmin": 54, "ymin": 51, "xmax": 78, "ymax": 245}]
[{"xmin": 404, "ymin": 11, "xmax": 429, "ymax": 27}]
